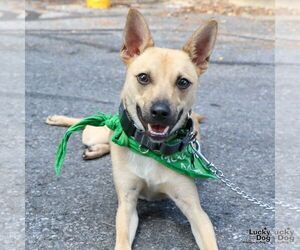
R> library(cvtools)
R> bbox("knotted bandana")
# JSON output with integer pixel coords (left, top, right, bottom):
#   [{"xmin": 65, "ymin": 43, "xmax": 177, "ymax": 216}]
[{"xmin": 55, "ymin": 113, "xmax": 216, "ymax": 179}]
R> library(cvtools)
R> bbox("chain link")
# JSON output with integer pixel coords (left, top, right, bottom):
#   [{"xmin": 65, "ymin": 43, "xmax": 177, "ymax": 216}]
[
  {"xmin": 191, "ymin": 140, "xmax": 300, "ymax": 213},
  {"xmin": 275, "ymin": 199, "xmax": 300, "ymax": 212},
  {"xmin": 207, "ymin": 162, "xmax": 275, "ymax": 211}
]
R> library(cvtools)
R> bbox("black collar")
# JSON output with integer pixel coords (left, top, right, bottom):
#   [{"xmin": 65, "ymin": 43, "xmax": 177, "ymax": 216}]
[{"xmin": 119, "ymin": 103, "xmax": 196, "ymax": 156}]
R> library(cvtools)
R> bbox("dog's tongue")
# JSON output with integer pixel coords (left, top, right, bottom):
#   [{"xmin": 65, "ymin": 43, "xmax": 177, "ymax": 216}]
[{"xmin": 151, "ymin": 124, "xmax": 166, "ymax": 133}]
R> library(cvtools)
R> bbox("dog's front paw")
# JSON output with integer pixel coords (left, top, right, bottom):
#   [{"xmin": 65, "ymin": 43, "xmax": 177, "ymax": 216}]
[{"xmin": 115, "ymin": 245, "xmax": 131, "ymax": 250}]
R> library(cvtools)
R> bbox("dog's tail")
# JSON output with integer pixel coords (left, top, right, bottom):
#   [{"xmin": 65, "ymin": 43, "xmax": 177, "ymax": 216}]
[
  {"xmin": 191, "ymin": 112, "xmax": 205, "ymax": 124},
  {"xmin": 46, "ymin": 115, "xmax": 81, "ymax": 127}
]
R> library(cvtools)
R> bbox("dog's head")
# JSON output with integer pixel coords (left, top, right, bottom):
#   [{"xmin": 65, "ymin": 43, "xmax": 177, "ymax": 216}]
[{"xmin": 120, "ymin": 9, "xmax": 217, "ymax": 141}]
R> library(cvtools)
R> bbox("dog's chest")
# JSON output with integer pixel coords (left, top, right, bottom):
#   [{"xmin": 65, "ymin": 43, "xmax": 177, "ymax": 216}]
[{"xmin": 127, "ymin": 151, "xmax": 168, "ymax": 189}]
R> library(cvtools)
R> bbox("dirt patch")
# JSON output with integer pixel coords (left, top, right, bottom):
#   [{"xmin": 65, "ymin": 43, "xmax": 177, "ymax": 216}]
[
  {"xmin": 166, "ymin": 0, "xmax": 298, "ymax": 16},
  {"xmin": 26, "ymin": 0, "xmax": 85, "ymax": 4},
  {"xmin": 26, "ymin": 0, "xmax": 299, "ymax": 16}
]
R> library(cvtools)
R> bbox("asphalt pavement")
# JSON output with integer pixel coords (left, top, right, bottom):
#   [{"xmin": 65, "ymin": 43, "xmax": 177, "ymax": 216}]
[{"xmin": 24, "ymin": 3, "xmax": 299, "ymax": 250}]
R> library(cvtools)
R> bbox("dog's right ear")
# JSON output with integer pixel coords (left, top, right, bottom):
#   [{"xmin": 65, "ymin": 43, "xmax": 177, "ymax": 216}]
[{"xmin": 120, "ymin": 8, "xmax": 154, "ymax": 64}]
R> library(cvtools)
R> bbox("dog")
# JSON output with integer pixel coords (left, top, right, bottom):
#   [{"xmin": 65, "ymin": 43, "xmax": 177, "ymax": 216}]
[{"xmin": 46, "ymin": 9, "xmax": 218, "ymax": 250}]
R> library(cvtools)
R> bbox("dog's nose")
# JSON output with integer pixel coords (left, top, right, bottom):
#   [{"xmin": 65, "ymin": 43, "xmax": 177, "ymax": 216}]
[{"xmin": 150, "ymin": 102, "xmax": 171, "ymax": 121}]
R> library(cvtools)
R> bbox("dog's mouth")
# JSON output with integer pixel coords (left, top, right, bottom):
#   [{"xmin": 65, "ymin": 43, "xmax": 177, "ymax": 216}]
[
  {"xmin": 136, "ymin": 105, "xmax": 182, "ymax": 141},
  {"xmin": 147, "ymin": 124, "xmax": 170, "ymax": 139}
]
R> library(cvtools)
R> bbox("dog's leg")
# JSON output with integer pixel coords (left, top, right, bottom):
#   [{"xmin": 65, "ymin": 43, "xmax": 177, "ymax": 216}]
[
  {"xmin": 81, "ymin": 126, "xmax": 111, "ymax": 159},
  {"xmin": 111, "ymin": 145, "xmax": 144, "ymax": 250},
  {"xmin": 83, "ymin": 143, "xmax": 110, "ymax": 160},
  {"xmin": 165, "ymin": 178, "xmax": 218, "ymax": 250},
  {"xmin": 114, "ymin": 187, "xmax": 141, "ymax": 250},
  {"xmin": 191, "ymin": 112, "xmax": 205, "ymax": 141},
  {"xmin": 46, "ymin": 115, "xmax": 110, "ymax": 147},
  {"xmin": 46, "ymin": 115, "xmax": 111, "ymax": 159},
  {"xmin": 82, "ymin": 125, "xmax": 110, "ymax": 146}
]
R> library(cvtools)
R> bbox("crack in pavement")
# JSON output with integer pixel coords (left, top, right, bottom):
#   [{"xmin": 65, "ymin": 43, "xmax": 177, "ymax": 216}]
[
  {"xmin": 26, "ymin": 32, "xmax": 119, "ymax": 52},
  {"xmin": 26, "ymin": 91, "xmax": 115, "ymax": 105}
]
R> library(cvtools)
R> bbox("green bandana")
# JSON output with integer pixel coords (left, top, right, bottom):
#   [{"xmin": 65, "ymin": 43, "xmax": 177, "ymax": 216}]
[{"xmin": 55, "ymin": 112, "xmax": 216, "ymax": 179}]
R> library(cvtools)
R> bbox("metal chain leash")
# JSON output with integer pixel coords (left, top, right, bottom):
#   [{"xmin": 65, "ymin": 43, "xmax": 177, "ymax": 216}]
[
  {"xmin": 274, "ymin": 199, "xmax": 300, "ymax": 212},
  {"xmin": 207, "ymin": 162, "xmax": 275, "ymax": 211},
  {"xmin": 191, "ymin": 140, "xmax": 300, "ymax": 213}
]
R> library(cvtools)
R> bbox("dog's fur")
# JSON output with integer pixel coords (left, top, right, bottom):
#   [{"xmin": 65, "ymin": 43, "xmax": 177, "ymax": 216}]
[{"xmin": 47, "ymin": 9, "xmax": 218, "ymax": 250}]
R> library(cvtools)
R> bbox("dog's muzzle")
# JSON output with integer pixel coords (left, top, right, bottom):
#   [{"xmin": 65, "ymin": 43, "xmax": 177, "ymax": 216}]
[
  {"xmin": 136, "ymin": 102, "xmax": 184, "ymax": 141},
  {"xmin": 119, "ymin": 103, "xmax": 196, "ymax": 155}
]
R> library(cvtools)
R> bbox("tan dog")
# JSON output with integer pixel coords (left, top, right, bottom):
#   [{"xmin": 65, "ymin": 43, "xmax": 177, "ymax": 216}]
[{"xmin": 47, "ymin": 9, "xmax": 218, "ymax": 250}]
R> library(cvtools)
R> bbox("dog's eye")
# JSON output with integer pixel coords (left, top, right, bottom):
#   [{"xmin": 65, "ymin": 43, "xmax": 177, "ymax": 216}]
[
  {"xmin": 176, "ymin": 77, "xmax": 191, "ymax": 89},
  {"xmin": 137, "ymin": 73, "xmax": 150, "ymax": 85}
]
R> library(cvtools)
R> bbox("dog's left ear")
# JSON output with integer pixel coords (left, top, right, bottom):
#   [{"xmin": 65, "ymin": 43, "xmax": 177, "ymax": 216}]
[
  {"xmin": 183, "ymin": 20, "xmax": 218, "ymax": 74},
  {"xmin": 120, "ymin": 8, "xmax": 154, "ymax": 64}
]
